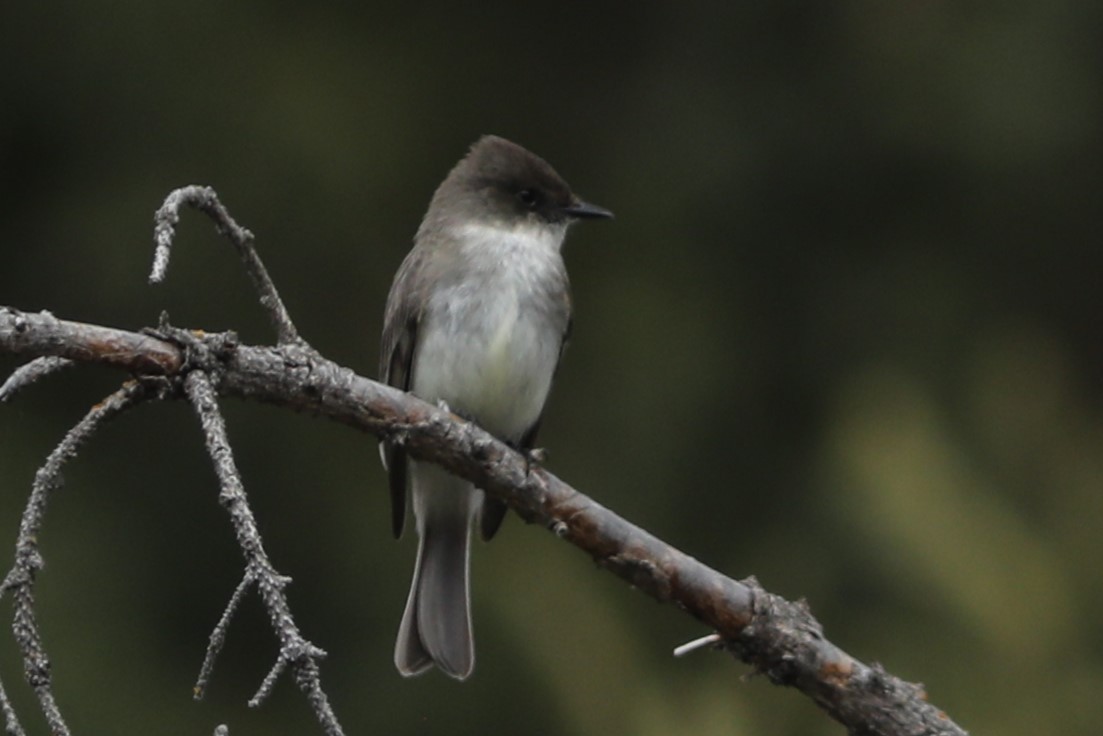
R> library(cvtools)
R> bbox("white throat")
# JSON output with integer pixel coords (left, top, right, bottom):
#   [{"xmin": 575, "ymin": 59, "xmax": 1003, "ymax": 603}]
[{"xmin": 452, "ymin": 219, "xmax": 567, "ymax": 256}]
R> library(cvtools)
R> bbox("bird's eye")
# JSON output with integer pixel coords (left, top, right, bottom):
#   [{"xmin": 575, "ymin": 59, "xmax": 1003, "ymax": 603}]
[{"xmin": 517, "ymin": 189, "xmax": 538, "ymax": 208}]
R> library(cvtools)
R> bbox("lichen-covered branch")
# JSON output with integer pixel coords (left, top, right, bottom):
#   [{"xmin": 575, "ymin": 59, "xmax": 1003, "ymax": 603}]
[
  {"xmin": 183, "ymin": 369, "xmax": 343, "ymax": 735},
  {"xmin": 0, "ymin": 380, "xmax": 154, "ymax": 736},
  {"xmin": 0, "ymin": 667, "xmax": 27, "ymax": 736},
  {"xmin": 194, "ymin": 570, "xmax": 254, "ymax": 701},
  {"xmin": 0, "ymin": 306, "xmax": 968, "ymax": 736},
  {"xmin": 150, "ymin": 186, "xmax": 300, "ymax": 346}
]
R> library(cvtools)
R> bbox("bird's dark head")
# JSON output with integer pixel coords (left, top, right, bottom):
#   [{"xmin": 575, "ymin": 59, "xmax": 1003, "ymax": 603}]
[{"xmin": 433, "ymin": 135, "xmax": 613, "ymax": 228}]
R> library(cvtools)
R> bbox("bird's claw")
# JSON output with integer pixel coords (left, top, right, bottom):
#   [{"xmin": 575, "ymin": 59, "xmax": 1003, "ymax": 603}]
[{"xmin": 522, "ymin": 446, "xmax": 548, "ymax": 474}]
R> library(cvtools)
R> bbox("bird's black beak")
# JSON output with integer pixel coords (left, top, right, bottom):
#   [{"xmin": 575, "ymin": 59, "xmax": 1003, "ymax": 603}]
[{"xmin": 563, "ymin": 199, "xmax": 614, "ymax": 220}]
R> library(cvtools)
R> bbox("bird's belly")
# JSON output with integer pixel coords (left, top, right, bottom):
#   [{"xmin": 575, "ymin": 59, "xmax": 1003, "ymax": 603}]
[{"xmin": 412, "ymin": 296, "xmax": 558, "ymax": 441}]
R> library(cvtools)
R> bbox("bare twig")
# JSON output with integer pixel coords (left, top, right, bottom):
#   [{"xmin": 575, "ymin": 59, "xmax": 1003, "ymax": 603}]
[
  {"xmin": 250, "ymin": 651, "xmax": 291, "ymax": 708},
  {"xmin": 1, "ymin": 381, "xmax": 153, "ymax": 736},
  {"xmin": 194, "ymin": 570, "xmax": 255, "ymax": 701},
  {"xmin": 0, "ymin": 674, "xmax": 27, "ymax": 736},
  {"xmin": 183, "ymin": 370, "xmax": 343, "ymax": 735},
  {"xmin": 0, "ymin": 309, "xmax": 969, "ymax": 736},
  {"xmin": 0, "ymin": 356, "xmax": 73, "ymax": 402},
  {"xmin": 150, "ymin": 186, "xmax": 300, "ymax": 346}
]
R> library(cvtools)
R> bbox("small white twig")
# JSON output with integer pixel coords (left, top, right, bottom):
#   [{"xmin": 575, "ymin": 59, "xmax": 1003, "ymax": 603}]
[{"xmin": 673, "ymin": 633, "xmax": 723, "ymax": 657}]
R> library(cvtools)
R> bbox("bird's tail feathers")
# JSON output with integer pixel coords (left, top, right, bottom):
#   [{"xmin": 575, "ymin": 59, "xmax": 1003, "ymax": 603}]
[{"xmin": 394, "ymin": 500, "xmax": 474, "ymax": 680}]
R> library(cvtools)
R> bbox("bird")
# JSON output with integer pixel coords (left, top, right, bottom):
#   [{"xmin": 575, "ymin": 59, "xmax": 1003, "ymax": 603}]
[{"xmin": 379, "ymin": 135, "xmax": 612, "ymax": 679}]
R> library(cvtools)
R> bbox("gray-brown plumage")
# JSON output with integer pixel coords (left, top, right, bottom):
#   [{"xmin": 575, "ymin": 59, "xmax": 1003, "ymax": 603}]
[{"xmin": 380, "ymin": 135, "xmax": 611, "ymax": 679}]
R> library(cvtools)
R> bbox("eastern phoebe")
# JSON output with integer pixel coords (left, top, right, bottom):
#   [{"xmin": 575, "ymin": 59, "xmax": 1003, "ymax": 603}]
[{"xmin": 379, "ymin": 135, "xmax": 612, "ymax": 679}]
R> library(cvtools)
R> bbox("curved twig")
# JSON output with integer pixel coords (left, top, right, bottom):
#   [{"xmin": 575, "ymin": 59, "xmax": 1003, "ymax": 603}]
[
  {"xmin": 1, "ymin": 380, "xmax": 154, "ymax": 736},
  {"xmin": 0, "ymin": 356, "xmax": 74, "ymax": 402},
  {"xmin": 150, "ymin": 186, "xmax": 300, "ymax": 346}
]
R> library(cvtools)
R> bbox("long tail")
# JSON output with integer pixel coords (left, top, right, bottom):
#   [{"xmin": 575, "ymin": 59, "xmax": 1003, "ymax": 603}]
[{"xmin": 394, "ymin": 465, "xmax": 476, "ymax": 680}]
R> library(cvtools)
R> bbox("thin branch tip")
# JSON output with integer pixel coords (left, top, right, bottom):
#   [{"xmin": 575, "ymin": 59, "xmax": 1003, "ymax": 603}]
[
  {"xmin": 195, "ymin": 572, "xmax": 256, "ymax": 701},
  {"xmin": 0, "ymin": 357, "xmax": 74, "ymax": 402},
  {"xmin": 148, "ymin": 185, "xmax": 300, "ymax": 345},
  {"xmin": 249, "ymin": 656, "xmax": 289, "ymax": 708}
]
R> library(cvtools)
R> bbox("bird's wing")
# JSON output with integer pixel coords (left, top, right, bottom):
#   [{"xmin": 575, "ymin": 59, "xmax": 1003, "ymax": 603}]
[{"xmin": 379, "ymin": 250, "xmax": 426, "ymax": 539}]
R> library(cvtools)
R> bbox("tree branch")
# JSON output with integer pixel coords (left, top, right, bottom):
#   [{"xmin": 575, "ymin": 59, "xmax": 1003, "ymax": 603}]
[
  {"xmin": 183, "ymin": 368, "xmax": 342, "ymax": 733},
  {"xmin": 0, "ymin": 305, "xmax": 967, "ymax": 736},
  {"xmin": 0, "ymin": 184, "xmax": 967, "ymax": 735},
  {"xmin": 0, "ymin": 379, "xmax": 155, "ymax": 736},
  {"xmin": 0, "ymin": 308, "xmax": 181, "ymax": 376}
]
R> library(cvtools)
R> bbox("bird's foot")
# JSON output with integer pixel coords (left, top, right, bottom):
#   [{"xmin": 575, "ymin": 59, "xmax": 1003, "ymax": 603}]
[{"xmin": 517, "ymin": 446, "xmax": 548, "ymax": 475}]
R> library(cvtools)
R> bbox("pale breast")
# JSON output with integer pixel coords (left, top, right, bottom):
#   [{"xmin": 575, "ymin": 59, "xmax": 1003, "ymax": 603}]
[{"xmin": 411, "ymin": 222, "xmax": 569, "ymax": 441}]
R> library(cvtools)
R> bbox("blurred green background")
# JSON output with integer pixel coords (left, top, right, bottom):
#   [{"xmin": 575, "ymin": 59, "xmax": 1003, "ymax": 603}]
[{"xmin": 2, "ymin": 2, "xmax": 1101, "ymax": 734}]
